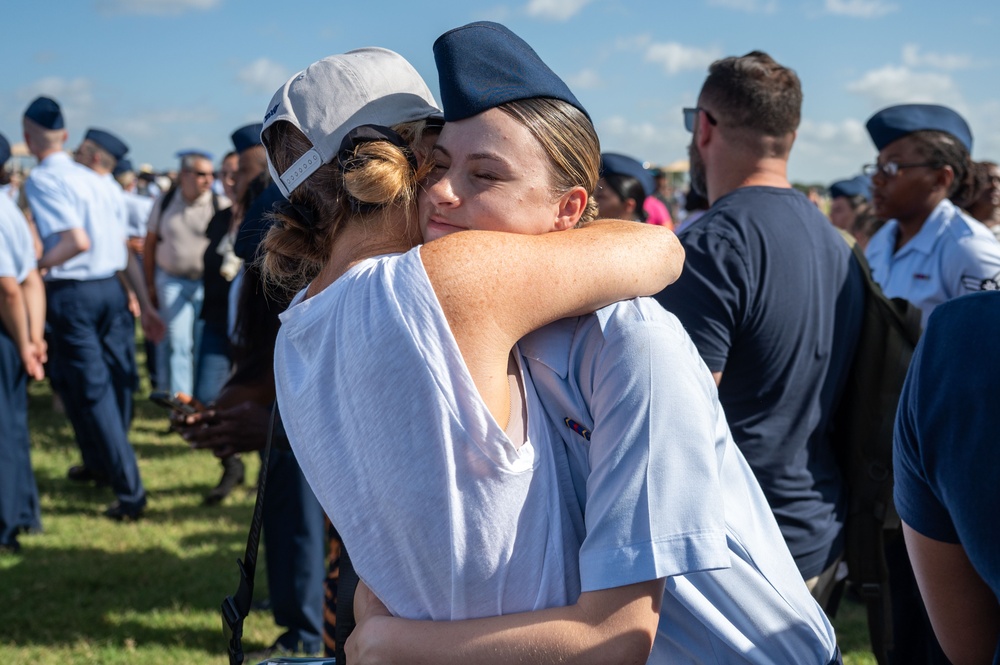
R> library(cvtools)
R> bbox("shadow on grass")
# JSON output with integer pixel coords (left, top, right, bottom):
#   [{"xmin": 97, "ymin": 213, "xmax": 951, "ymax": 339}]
[{"xmin": 0, "ymin": 544, "xmax": 245, "ymax": 653}]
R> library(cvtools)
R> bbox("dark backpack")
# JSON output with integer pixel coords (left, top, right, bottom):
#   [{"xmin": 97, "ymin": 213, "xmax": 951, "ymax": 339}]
[
  {"xmin": 155, "ymin": 185, "xmax": 222, "ymax": 239},
  {"xmin": 830, "ymin": 231, "xmax": 922, "ymax": 664}
]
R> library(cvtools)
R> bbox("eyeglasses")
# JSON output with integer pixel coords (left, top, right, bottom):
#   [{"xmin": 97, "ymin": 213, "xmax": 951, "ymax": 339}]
[
  {"xmin": 862, "ymin": 161, "xmax": 942, "ymax": 178},
  {"xmin": 683, "ymin": 107, "xmax": 718, "ymax": 133}
]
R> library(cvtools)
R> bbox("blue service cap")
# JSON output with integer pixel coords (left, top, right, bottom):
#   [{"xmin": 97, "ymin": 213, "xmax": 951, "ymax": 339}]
[
  {"xmin": 231, "ymin": 122, "xmax": 263, "ymax": 154},
  {"xmin": 600, "ymin": 153, "xmax": 655, "ymax": 197},
  {"xmin": 0, "ymin": 133, "xmax": 10, "ymax": 165},
  {"xmin": 85, "ymin": 128, "xmax": 129, "ymax": 160},
  {"xmin": 433, "ymin": 21, "xmax": 589, "ymax": 122},
  {"xmin": 866, "ymin": 103, "xmax": 972, "ymax": 152},
  {"xmin": 113, "ymin": 157, "xmax": 134, "ymax": 176},
  {"xmin": 176, "ymin": 149, "xmax": 213, "ymax": 161},
  {"xmin": 829, "ymin": 174, "xmax": 871, "ymax": 200},
  {"xmin": 24, "ymin": 96, "xmax": 65, "ymax": 130}
]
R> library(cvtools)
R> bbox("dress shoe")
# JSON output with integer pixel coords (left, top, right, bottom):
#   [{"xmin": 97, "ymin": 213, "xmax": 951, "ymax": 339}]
[
  {"xmin": 103, "ymin": 499, "xmax": 146, "ymax": 522},
  {"xmin": 67, "ymin": 465, "xmax": 109, "ymax": 485},
  {"xmin": 0, "ymin": 541, "xmax": 21, "ymax": 556},
  {"xmin": 204, "ymin": 455, "xmax": 246, "ymax": 505}
]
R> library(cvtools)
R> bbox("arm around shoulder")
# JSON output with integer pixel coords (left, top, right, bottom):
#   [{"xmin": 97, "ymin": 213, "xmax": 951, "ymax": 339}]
[{"xmin": 420, "ymin": 220, "xmax": 683, "ymax": 349}]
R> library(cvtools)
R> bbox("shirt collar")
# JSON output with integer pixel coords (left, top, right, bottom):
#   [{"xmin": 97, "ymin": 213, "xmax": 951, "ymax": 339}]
[
  {"xmin": 518, "ymin": 317, "xmax": 578, "ymax": 380},
  {"xmin": 893, "ymin": 198, "xmax": 955, "ymax": 257}
]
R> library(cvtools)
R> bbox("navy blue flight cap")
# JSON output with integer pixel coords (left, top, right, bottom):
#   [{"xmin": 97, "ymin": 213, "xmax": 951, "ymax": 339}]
[
  {"xmin": 176, "ymin": 149, "xmax": 213, "ymax": 161},
  {"xmin": 24, "ymin": 96, "xmax": 65, "ymax": 130},
  {"xmin": 433, "ymin": 21, "xmax": 589, "ymax": 122},
  {"xmin": 85, "ymin": 128, "xmax": 129, "ymax": 160},
  {"xmin": 231, "ymin": 122, "xmax": 263, "ymax": 154},
  {"xmin": 600, "ymin": 153, "xmax": 655, "ymax": 197},
  {"xmin": 113, "ymin": 157, "xmax": 134, "ymax": 177},
  {"xmin": 0, "ymin": 133, "xmax": 10, "ymax": 165},
  {"xmin": 829, "ymin": 175, "xmax": 871, "ymax": 201},
  {"xmin": 866, "ymin": 104, "xmax": 972, "ymax": 152}
]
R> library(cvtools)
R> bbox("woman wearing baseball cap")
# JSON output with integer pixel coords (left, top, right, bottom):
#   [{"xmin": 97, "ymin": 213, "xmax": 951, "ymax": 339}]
[{"xmin": 259, "ymin": 45, "xmax": 681, "ymax": 633}]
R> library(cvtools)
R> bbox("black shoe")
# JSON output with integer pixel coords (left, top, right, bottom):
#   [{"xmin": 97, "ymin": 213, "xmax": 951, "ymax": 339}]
[
  {"xmin": 103, "ymin": 499, "xmax": 146, "ymax": 522},
  {"xmin": 67, "ymin": 465, "xmax": 109, "ymax": 485},
  {"xmin": 204, "ymin": 456, "xmax": 245, "ymax": 505},
  {"xmin": 0, "ymin": 541, "xmax": 21, "ymax": 556}
]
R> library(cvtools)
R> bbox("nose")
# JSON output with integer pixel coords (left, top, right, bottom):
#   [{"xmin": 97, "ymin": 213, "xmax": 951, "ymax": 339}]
[{"xmin": 425, "ymin": 169, "xmax": 459, "ymax": 208}]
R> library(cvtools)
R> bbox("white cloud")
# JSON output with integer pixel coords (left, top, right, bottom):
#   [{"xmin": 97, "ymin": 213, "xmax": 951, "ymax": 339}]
[
  {"xmin": 901, "ymin": 44, "xmax": 975, "ymax": 71},
  {"xmin": 707, "ymin": 0, "xmax": 778, "ymax": 13},
  {"xmin": 824, "ymin": 0, "xmax": 898, "ymax": 18},
  {"xmin": 567, "ymin": 68, "xmax": 603, "ymax": 90},
  {"xmin": 644, "ymin": 42, "xmax": 722, "ymax": 76},
  {"xmin": 524, "ymin": 0, "xmax": 593, "ymax": 21},
  {"xmin": 96, "ymin": 0, "xmax": 222, "ymax": 16},
  {"xmin": 18, "ymin": 77, "xmax": 96, "ymax": 114},
  {"xmin": 237, "ymin": 58, "xmax": 291, "ymax": 95},
  {"xmin": 846, "ymin": 65, "xmax": 959, "ymax": 107},
  {"xmin": 116, "ymin": 108, "xmax": 220, "ymax": 139},
  {"xmin": 597, "ymin": 114, "xmax": 691, "ymax": 168},
  {"xmin": 789, "ymin": 118, "xmax": 873, "ymax": 182}
]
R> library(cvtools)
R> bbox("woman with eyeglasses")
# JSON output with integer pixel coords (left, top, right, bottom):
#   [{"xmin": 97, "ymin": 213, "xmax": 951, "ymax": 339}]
[{"xmin": 862, "ymin": 104, "xmax": 1000, "ymax": 328}]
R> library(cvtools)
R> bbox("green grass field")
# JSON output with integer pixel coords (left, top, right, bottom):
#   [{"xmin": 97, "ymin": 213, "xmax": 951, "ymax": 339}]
[{"xmin": 0, "ymin": 357, "xmax": 878, "ymax": 664}]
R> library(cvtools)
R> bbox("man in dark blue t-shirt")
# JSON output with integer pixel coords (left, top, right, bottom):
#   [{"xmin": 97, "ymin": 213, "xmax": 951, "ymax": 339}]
[{"xmin": 655, "ymin": 51, "xmax": 864, "ymax": 605}]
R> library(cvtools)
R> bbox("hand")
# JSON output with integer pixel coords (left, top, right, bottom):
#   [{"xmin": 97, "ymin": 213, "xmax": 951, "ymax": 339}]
[
  {"xmin": 347, "ymin": 582, "xmax": 393, "ymax": 664},
  {"xmin": 20, "ymin": 342, "xmax": 45, "ymax": 381},
  {"xmin": 32, "ymin": 337, "xmax": 47, "ymax": 365},
  {"xmin": 178, "ymin": 400, "xmax": 273, "ymax": 458},
  {"xmin": 141, "ymin": 308, "xmax": 166, "ymax": 344},
  {"xmin": 126, "ymin": 290, "xmax": 141, "ymax": 318}
]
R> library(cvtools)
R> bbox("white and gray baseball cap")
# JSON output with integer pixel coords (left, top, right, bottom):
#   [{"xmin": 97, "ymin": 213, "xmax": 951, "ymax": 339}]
[{"xmin": 262, "ymin": 47, "xmax": 443, "ymax": 198}]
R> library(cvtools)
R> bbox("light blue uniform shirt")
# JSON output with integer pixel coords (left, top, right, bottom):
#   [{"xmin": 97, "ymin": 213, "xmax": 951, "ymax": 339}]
[
  {"xmin": 520, "ymin": 298, "xmax": 838, "ymax": 664},
  {"xmin": 866, "ymin": 198, "xmax": 1000, "ymax": 327},
  {"xmin": 0, "ymin": 195, "xmax": 36, "ymax": 283},
  {"xmin": 24, "ymin": 152, "xmax": 127, "ymax": 281},
  {"xmin": 123, "ymin": 190, "xmax": 154, "ymax": 239}
]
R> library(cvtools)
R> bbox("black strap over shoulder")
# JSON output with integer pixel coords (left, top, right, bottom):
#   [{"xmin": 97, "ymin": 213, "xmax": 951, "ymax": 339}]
[{"xmin": 222, "ymin": 404, "xmax": 277, "ymax": 665}]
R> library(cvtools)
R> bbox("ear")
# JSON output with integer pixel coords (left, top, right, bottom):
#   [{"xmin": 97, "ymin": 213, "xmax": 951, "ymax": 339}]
[
  {"xmin": 623, "ymin": 198, "xmax": 637, "ymax": 218},
  {"xmin": 935, "ymin": 164, "xmax": 955, "ymax": 195},
  {"xmin": 696, "ymin": 113, "xmax": 713, "ymax": 149},
  {"xmin": 553, "ymin": 186, "xmax": 587, "ymax": 231}
]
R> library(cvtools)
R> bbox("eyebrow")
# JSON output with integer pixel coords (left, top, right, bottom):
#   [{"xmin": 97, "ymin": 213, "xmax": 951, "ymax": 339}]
[{"xmin": 431, "ymin": 144, "xmax": 511, "ymax": 166}]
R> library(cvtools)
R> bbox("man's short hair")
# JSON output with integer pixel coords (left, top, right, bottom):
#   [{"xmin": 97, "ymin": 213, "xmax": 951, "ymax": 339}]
[{"xmin": 700, "ymin": 51, "xmax": 802, "ymax": 138}]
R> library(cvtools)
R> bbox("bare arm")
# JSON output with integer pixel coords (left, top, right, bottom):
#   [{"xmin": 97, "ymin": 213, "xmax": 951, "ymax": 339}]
[
  {"xmin": 21, "ymin": 269, "xmax": 46, "ymax": 363},
  {"xmin": 142, "ymin": 231, "xmax": 158, "ymax": 309},
  {"xmin": 38, "ymin": 227, "xmax": 90, "ymax": 270},
  {"xmin": 120, "ymin": 250, "xmax": 165, "ymax": 343},
  {"xmin": 348, "ymin": 579, "xmax": 664, "ymax": 665},
  {"xmin": 421, "ymin": 221, "xmax": 683, "ymax": 420},
  {"xmin": 903, "ymin": 522, "xmax": 1000, "ymax": 665},
  {"xmin": 0, "ymin": 276, "xmax": 44, "ymax": 380}
]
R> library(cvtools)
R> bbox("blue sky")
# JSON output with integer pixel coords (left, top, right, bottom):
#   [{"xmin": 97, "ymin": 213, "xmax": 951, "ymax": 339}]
[{"xmin": 3, "ymin": 0, "xmax": 997, "ymax": 184}]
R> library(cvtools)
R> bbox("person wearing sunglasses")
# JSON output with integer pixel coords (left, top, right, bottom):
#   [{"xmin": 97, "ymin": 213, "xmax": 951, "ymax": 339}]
[
  {"xmin": 863, "ymin": 104, "xmax": 1000, "ymax": 329},
  {"xmin": 655, "ymin": 52, "xmax": 865, "ymax": 612}
]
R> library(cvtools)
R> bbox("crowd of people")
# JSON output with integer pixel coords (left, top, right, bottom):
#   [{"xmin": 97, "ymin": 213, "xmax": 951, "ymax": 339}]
[{"xmin": 1, "ymin": 18, "xmax": 999, "ymax": 665}]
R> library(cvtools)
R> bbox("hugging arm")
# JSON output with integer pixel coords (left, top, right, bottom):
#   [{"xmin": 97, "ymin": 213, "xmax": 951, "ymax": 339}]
[{"xmin": 348, "ymin": 578, "xmax": 664, "ymax": 665}]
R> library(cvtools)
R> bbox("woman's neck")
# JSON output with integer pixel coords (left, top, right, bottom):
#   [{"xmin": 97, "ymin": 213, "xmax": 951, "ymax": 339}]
[
  {"xmin": 894, "ymin": 197, "xmax": 943, "ymax": 251},
  {"xmin": 307, "ymin": 208, "xmax": 418, "ymax": 298}
]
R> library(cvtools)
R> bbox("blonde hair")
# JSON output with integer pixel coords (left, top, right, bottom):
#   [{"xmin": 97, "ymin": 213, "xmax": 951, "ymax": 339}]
[
  {"xmin": 260, "ymin": 119, "xmax": 435, "ymax": 296},
  {"xmin": 498, "ymin": 98, "xmax": 601, "ymax": 225}
]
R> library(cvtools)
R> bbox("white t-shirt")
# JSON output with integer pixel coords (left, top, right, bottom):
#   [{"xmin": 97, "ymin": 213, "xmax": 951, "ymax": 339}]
[{"xmin": 275, "ymin": 246, "xmax": 580, "ymax": 621}]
